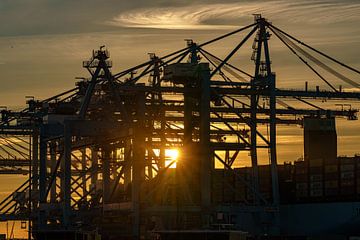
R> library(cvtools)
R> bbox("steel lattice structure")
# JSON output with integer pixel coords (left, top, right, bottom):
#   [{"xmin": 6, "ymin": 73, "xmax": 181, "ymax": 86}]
[{"xmin": 0, "ymin": 15, "xmax": 359, "ymax": 239}]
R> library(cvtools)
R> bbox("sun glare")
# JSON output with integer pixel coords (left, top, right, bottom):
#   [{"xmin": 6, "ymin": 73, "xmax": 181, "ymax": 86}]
[
  {"xmin": 166, "ymin": 149, "xmax": 179, "ymax": 161},
  {"xmin": 165, "ymin": 149, "xmax": 179, "ymax": 168}
]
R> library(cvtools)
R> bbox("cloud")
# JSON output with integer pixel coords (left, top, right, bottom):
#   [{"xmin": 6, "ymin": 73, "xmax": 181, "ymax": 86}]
[
  {"xmin": 1, "ymin": 0, "xmax": 359, "ymax": 35},
  {"xmin": 108, "ymin": 3, "xmax": 262, "ymax": 29},
  {"xmin": 109, "ymin": 0, "xmax": 360, "ymax": 30},
  {"xmin": 108, "ymin": 5, "xmax": 239, "ymax": 30}
]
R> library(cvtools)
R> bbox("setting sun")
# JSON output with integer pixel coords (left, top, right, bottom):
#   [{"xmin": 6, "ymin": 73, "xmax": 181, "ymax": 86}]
[
  {"xmin": 166, "ymin": 149, "xmax": 179, "ymax": 161},
  {"xmin": 165, "ymin": 149, "xmax": 180, "ymax": 168}
]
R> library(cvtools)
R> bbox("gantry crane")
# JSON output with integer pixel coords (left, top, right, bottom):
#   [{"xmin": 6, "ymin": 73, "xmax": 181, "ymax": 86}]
[{"xmin": 0, "ymin": 15, "xmax": 359, "ymax": 239}]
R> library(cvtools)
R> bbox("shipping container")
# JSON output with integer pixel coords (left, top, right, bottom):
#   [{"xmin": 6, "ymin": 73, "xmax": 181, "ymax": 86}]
[
  {"xmin": 214, "ymin": 160, "xmax": 360, "ymax": 204},
  {"xmin": 293, "ymin": 162, "xmax": 308, "ymax": 199},
  {"xmin": 341, "ymin": 172, "xmax": 354, "ymax": 179},
  {"xmin": 296, "ymin": 189, "xmax": 308, "ymax": 198},
  {"xmin": 324, "ymin": 172, "xmax": 338, "ymax": 180},
  {"xmin": 324, "ymin": 188, "xmax": 338, "ymax": 196},
  {"xmin": 309, "ymin": 158, "xmax": 323, "ymax": 167},
  {"xmin": 260, "ymin": 191, "xmax": 271, "ymax": 200},
  {"xmin": 340, "ymin": 186, "xmax": 354, "ymax": 195},
  {"xmin": 339, "ymin": 156, "xmax": 355, "ymax": 165},
  {"xmin": 294, "ymin": 161, "xmax": 307, "ymax": 172},
  {"xmin": 324, "ymin": 165, "xmax": 338, "ymax": 173},
  {"xmin": 295, "ymin": 174, "xmax": 307, "ymax": 182},
  {"xmin": 279, "ymin": 162, "xmax": 293, "ymax": 181},
  {"xmin": 340, "ymin": 179, "xmax": 354, "ymax": 187},
  {"xmin": 295, "ymin": 167, "xmax": 307, "ymax": 175},
  {"xmin": 296, "ymin": 183, "xmax": 307, "ymax": 190},
  {"xmin": 309, "ymin": 166, "xmax": 322, "ymax": 174},
  {"xmin": 310, "ymin": 189, "xmax": 323, "ymax": 197},
  {"xmin": 310, "ymin": 174, "xmax": 323, "ymax": 182},
  {"xmin": 325, "ymin": 180, "xmax": 338, "ymax": 189},
  {"xmin": 310, "ymin": 182, "xmax": 323, "ymax": 189},
  {"xmin": 340, "ymin": 164, "xmax": 355, "ymax": 172}
]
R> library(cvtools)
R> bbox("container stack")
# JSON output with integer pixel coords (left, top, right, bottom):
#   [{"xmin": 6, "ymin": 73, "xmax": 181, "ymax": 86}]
[
  {"xmin": 309, "ymin": 158, "xmax": 323, "ymax": 198},
  {"xmin": 339, "ymin": 156, "xmax": 355, "ymax": 196},
  {"xmin": 294, "ymin": 160, "xmax": 308, "ymax": 200},
  {"xmin": 281, "ymin": 162, "xmax": 293, "ymax": 181},
  {"xmin": 259, "ymin": 165, "xmax": 272, "ymax": 201},
  {"xmin": 303, "ymin": 117, "xmax": 337, "ymax": 200},
  {"xmin": 278, "ymin": 162, "xmax": 295, "ymax": 203},
  {"xmin": 211, "ymin": 154, "xmax": 360, "ymax": 205},
  {"xmin": 324, "ymin": 163, "xmax": 339, "ymax": 197}
]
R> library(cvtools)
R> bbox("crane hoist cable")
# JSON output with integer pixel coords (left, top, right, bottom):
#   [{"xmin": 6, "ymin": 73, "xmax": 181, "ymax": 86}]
[
  {"xmin": 199, "ymin": 47, "xmax": 299, "ymax": 111},
  {"xmin": 199, "ymin": 50, "xmax": 237, "ymax": 83},
  {"xmin": 269, "ymin": 26, "xmax": 338, "ymax": 92},
  {"xmin": 274, "ymin": 28, "xmax": 360, "ymax": 89},
  {"xmin": 268, "ymin": 22, "xmax": 360, "ymax": 75},
  {"xmin": 206, "ymin": 53, "xmax": 248, "ymax": 82},
  {"xmin": 198, "ymin": 49, "xmax": 254, "ymax": 110},
  {"xmin": 199, "ymin": 48, "xmax": 252, "ymax": 78}
]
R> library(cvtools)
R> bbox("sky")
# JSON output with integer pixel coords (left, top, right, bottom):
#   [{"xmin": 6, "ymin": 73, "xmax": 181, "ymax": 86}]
[
  {"xmin": 0, "ymin": 1, "xmax": 359, "ymax": 158},
  {"xmin": 0, "ymin": 0, "xmax": 360, "ymax": 236},
  {"xmin": 0, "ymin": 0, "xmax": 359, "ymax": 102},
  {"xmin": 0, "ymin": 0, "xmax": 360, "ymax": 95},
  {"xmin": 0, "ymin": 0, "xmax": 359, "ymax": 159}
]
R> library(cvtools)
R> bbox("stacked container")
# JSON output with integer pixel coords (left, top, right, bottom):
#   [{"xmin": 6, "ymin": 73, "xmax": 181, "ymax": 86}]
[
  {"xmin": 294, "ymin": 160, "xmax": 308, "ymax": 200},
  {"xmin": 324, "ymin": 163, "xmax": 339, "ymax": 197},
  {"xmin": 304, "ymin": 117, "xmax": 337, "ymax": 200},
  {"xmin": 278, "ymin": 162, "xmax": 295, "ymax": 203},
  {"xmin": 339, "ymin": 156, "xmax": 355, "ymax": 196},
  {"xmin": 259, "ymin": 165, "xmax": 272, "ymax": 201},
  {"xmin": 211, "ymin": 155, "xmax": 360, "ymax": 205},
  {"xmin": 309, "ymin": 158, "xmax": 323, "ymax": 198}
]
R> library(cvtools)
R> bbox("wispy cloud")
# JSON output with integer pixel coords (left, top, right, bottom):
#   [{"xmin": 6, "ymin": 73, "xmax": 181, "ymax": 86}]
[
  {"xmin": 108, "ymin": 4, "xmax": 242, "ymax": 30},
  {"xmin": 108, "ymin": 0, "xmax": 360, "ymax": 29}
]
